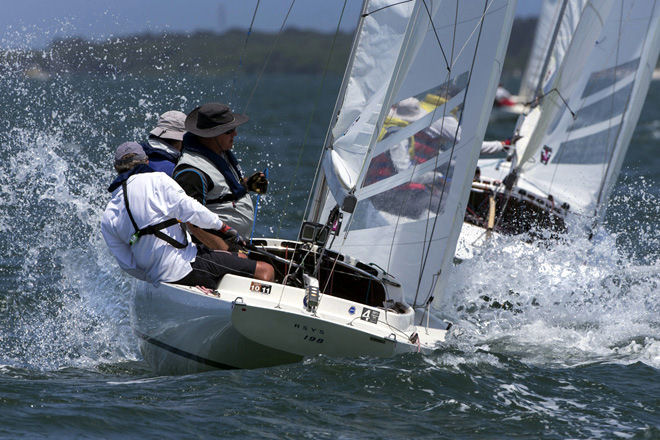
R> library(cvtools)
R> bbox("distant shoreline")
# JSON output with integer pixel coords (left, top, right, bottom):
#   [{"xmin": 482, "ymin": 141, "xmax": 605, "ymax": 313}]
[{"xmin": 2, "ymin": 18, "xmax": 537, "ymax": 77}]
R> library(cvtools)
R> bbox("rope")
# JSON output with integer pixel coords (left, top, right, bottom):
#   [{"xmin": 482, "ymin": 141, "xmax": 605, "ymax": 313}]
[
  {"xmin": 276, "ymin": 0, "xmax": 350, "ymax": 238},
  {"xmin": 249, "ymin": 168, "xmax": 268, "ymax": 243},
  {"xmin": 242, "ymin": 0, "xmax": 296, "ymax": 114},
  {"xmin": 420, "ymin": 0, "xmax": 449, "ymax": 70},
  {"xmin": 229, "ymin": 0, "xmax": 261, "ymax": 106}
]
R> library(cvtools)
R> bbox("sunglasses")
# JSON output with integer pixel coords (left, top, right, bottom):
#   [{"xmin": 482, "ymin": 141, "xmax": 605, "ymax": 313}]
[{"xmin": 223, "ymin": 128, "xmax": 236, "ymax": 135}]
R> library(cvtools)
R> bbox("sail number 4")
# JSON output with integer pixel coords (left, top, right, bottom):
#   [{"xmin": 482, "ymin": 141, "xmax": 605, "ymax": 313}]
[{"xmin": 361, "ymin": 308, "xmax": 380, "ymax": 324}]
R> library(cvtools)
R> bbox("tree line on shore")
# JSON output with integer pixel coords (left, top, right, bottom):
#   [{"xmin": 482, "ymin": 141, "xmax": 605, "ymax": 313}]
[{"xmin": 2, "ymin": 18, "xmax": 537, "ymax": 77}]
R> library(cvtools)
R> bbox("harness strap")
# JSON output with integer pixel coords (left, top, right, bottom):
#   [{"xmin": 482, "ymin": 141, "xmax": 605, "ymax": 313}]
[
  {"xmin": 121, "ymin": 181, "xmax": 188, "ymax": 249},
  {"xmin": 206, "ymin": 193, "xmax": 238, "ymax": 205}
]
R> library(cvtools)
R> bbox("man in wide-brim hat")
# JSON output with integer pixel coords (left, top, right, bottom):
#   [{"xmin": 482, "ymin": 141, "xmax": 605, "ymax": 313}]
[{"xmin": 173, "ymin": 102, "xmax": 268, "ymax": 249}]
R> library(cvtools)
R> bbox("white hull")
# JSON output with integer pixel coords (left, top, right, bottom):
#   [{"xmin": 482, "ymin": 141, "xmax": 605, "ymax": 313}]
[
  {"xmin": 132, "ymin": 280, "xmax": 301, "ymax": 373},
  {"xmin": 131, "ymin": 239, "xmax": 448, "ymax": 373}
]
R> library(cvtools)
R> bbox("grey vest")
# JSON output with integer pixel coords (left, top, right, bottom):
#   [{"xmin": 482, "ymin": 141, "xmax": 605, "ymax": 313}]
[{"xmin": 177, "ymin": 150, "xmax": 254, "ymax": 237}]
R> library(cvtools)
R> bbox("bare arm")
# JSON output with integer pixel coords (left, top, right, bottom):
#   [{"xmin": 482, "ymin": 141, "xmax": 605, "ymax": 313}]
[{"xmin": 186, "ymin": 223, "xmax": 229, "ymax": 251}]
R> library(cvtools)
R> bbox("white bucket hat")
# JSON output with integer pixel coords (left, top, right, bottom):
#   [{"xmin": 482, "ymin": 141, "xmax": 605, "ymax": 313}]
[
  {"xmin": 391, "ymin": 97, "xmax": 425, "ymax": 122},
  {"xmin": 150, "ymin": 110, "xmax": 187, "ymax": 141}
]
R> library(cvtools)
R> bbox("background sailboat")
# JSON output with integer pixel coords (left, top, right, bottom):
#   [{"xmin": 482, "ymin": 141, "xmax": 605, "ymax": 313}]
[{"xmin": 459, "ymin": 0, "xmax": 660, "ymax": 258}]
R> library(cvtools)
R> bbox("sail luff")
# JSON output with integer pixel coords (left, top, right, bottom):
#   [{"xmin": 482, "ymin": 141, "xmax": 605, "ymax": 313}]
[
  {"xmin": 533, "ymin": 0, "xmax": 570, "ymax": 100},
  {"xmin": 519, "ymin": 0, "xmax": 566, "ymax": 102}
]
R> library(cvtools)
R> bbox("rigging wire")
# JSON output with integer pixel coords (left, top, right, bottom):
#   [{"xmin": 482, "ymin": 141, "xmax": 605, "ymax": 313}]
[
  {"xmin": 242, "ymin": 0, "xmax": 296, "ymax": 114},
  {"xmin": 362, "ymin": 0, "xmax": 414, "ymax": 17},
  {"xmin": 413, "ymin": 0, "xmax": 491, "ymax": 307},
  {"xmin": 275, "ymin": 0, "xmax": 350, "ymax": 238},
  {"xmin": 414, "ymin": 0, "xmax": 458, "ymax": 299},
  {"xmin": 383, "ymin": 0, "xmax": 455, "ymax": 300},
  {"xmin": 229, "ymin": 0, "xmax": 261, "ymax": 106},
  {"xmin": 420, "ymin": 0, "xmax": 450, "ymax": 70}
]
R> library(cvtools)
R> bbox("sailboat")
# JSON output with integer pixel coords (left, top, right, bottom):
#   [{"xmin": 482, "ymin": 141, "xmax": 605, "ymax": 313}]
[
  {"xmin": 131, "ymin": 0, "xmax": 518, "ymax": 373},
  {"xmin": 457, "ymin": 0, "xmax": 660, "ymax": 260}
]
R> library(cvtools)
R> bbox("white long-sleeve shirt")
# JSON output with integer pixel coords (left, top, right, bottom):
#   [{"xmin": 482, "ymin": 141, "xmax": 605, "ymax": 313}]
[{"xmin": 101, "ymin": 171, "xmax": 225, "ymax": 284}]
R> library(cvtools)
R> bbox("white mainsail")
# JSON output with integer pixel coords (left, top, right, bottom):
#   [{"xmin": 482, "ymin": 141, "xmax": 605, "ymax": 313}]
[
  {"xmin": 309, "ymin": 0, "xmax": 518, "ymax": 307},
  {"xmin": 514, "ymin": 0, "xmax": 615, "ymax": 168},
  {"xmin": 519, "ymin": 1, "xmax": 660, "ymax": 218}
]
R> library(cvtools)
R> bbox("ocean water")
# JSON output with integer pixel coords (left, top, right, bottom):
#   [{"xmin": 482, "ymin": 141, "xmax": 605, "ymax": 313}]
[{"xmin": 0, "ymin": 64, "xmax": 658, "ymax": 439}]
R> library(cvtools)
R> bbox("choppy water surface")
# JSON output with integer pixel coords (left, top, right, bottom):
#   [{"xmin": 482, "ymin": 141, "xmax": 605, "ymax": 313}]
[{"xmin": 0, "ymin": 49, "xmax": 658, "ymax": 438}]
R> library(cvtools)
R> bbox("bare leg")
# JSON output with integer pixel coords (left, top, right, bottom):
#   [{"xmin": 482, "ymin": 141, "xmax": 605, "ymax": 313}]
[{"xmin": 254, "ymin": 261, "xmax": 275, "ymax": 282}]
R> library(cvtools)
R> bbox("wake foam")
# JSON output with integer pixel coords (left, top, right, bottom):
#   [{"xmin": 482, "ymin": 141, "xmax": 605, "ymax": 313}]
[{"xmin": 442, "ymin": 205, "xmax": 660, "ymax": 369}]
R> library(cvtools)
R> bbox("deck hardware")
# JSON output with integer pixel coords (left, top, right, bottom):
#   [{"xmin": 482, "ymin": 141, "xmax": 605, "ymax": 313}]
[{"xmin": 303, "ymin": 274, "xmax": 321, "ymax": 314}]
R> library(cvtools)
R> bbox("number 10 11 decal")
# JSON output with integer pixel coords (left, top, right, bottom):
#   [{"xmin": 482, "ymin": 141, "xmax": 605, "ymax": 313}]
[{"xmin": 249, "ymin": 281, "xmax": 271, "ymax": 294}]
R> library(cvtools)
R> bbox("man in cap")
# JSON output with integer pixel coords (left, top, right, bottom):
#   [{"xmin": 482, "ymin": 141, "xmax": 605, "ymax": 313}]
[
  {"xmin": 101, "ymin": 141, "xmax": 274, "ymax": 287},
  {"xmin": 140, "ymin": 110, "xmax": 187, "ymax": 176},
  {"xmin": 173, "ymin": 102, "xmax": 267, "ymax": 245}
]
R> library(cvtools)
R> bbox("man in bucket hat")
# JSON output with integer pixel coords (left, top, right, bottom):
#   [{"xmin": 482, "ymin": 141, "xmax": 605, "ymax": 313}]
[
  {"xmin": 174, "ymin": 103, "xmax": 267, "ymax": 245},
  {"xmin": 101, "ymin": 141, "xmax": 274, "ymax": 287},
  {"xmin": 140, "ymin": 110, "xmax": 187, "ymax": 176}
]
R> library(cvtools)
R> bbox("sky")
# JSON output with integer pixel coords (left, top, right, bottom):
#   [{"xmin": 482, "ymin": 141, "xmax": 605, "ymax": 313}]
[{"xmin": 0, "ymin": 0, "xmax": 542, "ymax": 49}]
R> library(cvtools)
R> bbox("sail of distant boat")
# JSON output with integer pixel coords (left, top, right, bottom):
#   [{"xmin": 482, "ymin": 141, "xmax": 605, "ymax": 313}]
[
  {"xmin": 513, "ymin": 0, "xmax": 615, "ymax": 169},
  {"xmin": 516, "ymin": 0, "xmax": 660, "ymax": 220},
  {"xmin": 460, "ymin": 0, "xmax": 660, "ymax": 253},
  {"xmin": 307, "ymin": 0, "xmax": 517, "ymax": 307},
  {"xmin": 517, "ymin": 0, "xmax": 590, "ymax": 104}
]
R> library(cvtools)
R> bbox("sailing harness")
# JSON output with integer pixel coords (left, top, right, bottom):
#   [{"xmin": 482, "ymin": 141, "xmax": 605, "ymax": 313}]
[
  {"xmin": 177, "ymin": 133, "xmax": 248, "ymax": 206},
  {"xmin": 121, "ymin": 181, "xmax": 188, "ymax": 248}
]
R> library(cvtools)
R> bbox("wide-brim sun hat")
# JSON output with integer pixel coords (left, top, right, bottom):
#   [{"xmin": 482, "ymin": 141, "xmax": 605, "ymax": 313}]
[
  {"xmin": 185, "ymin": 103, "xmax": 249, "ymax": 138},
  {"xmin": 391, "ymin": 97, "xmax": 426, "ymax": 122},
  {"xmin": 150, "ymin": 110, "xmax": 187, "ymax": 141}
]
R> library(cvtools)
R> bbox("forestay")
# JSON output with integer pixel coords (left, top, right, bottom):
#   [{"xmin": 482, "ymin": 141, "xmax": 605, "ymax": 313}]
[
  {"xmin": 308, "ymin": 0, "xmax": 517, "ymax": 307},
  {"xmin": 519, "ymin": 1, "xmax": 660, "ymax": 218}
]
